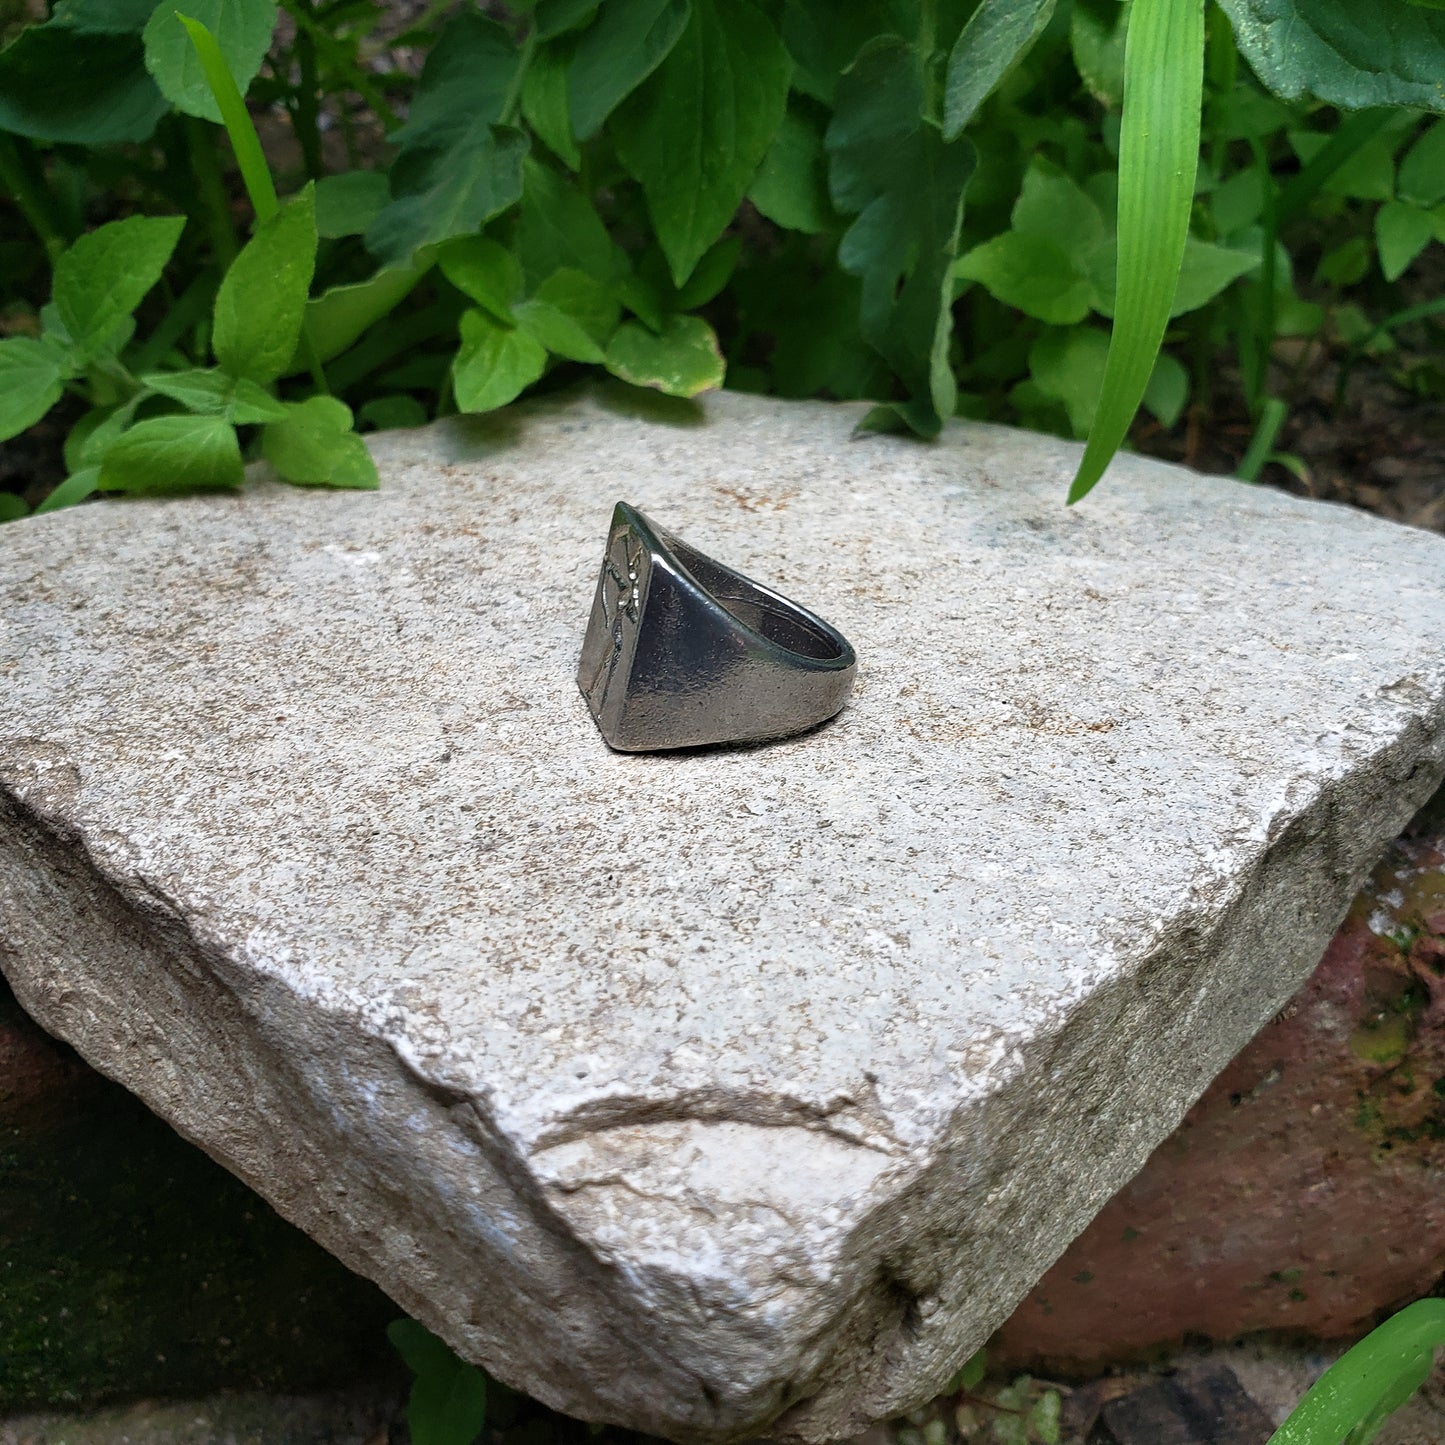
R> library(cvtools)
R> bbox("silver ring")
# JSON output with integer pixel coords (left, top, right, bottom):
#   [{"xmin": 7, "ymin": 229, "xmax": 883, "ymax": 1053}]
[{"xmin": 576, "ymin": 502, "xmax": 857, "ymax": 752}]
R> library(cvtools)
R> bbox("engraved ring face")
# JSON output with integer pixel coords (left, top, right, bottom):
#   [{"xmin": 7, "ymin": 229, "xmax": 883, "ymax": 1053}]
[{"xmin": 576, "ymin": 502, "xmax": 857, "ymax": 753}]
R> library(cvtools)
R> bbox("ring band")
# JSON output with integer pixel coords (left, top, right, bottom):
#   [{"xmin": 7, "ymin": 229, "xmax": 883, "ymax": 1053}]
[{"xmin": 577, "ymin": 502, "xmax": 857, "ymax": 752}]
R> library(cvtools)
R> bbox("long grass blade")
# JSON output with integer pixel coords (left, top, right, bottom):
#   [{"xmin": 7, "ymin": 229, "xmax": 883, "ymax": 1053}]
[
  {"xmin": 1068, "ymin": 0, "xmax": 1205, "ymax": 503},
  {"xmin": 177, "ymin": 12, "xmax": 280, "ymax": 223}
]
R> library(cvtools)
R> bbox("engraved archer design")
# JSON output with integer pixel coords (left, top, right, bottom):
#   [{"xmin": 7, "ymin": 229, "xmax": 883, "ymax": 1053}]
[{"xmin": 581, "ymin": 523, "xmax": 646, "ymax": 707}]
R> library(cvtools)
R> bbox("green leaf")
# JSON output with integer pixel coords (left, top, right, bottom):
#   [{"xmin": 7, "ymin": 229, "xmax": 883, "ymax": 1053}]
[
  {"xmin": 387, "ymin": 1319, "xmax": 489, "ymax": 1445},
  {"xmin": 1088, "ymin": 235, "xmax": 1260, "ymax": 317},
  {"xmin": 1143, "ymin": 349, "xmax": 1188, "ymax": 427},
  {"xmin": 53, "ymin": 215, "xmax": 185, "ymax": 360},
  {"xmin": 827, "ymin": 37, "xmax": 977, "ymax": 436},
  {"xmin": 1287, "ymin": 128, "xmax": 1396, "ymax": 201},
  {"xmin": 50, "ymin": 1, "xmax": 159, "ymax": 31},
  {"xmin": 0, "ymin": 21, "xmax": 167, "ymax": 143},
  {"xmin": 522, "ymin": 40, "xmax": 582, "ymax": 170},
  {"xmin": 303, "ymin": 259, "xmax": 432, "ymax": 367},
  {"xmin": 452, "ymin": 308, "xmax": 548, "ymax": 412},
  {"xmin": 956, "ymin": 233, "xmax": 1096, "ymax": 324},
  {"xmin": 513, "ymin": 299, "xmax": 605, "ymax": 362},
  {"xmin": 97, "ymin": 413, "xmax": 244, "ymax": 493},
  {"xmin": 1216, "ymin": 0, "xmax": 1445, "ymax": 113},
  {"xmin": 1376, "ymin": 200, "xmax": 1436, "ymax": 281},
  {"xmin": 0, "ymin": 492, "xmax": 27, "ymax": 523},
  {"xmin": 365, "ymin": 12, "xmax": 528, "ymax": 267},
  {"xmin": 781, "ymin": 0, "xmax": 912, "ymax": 105},
  {"xmin": 145, "ymin": 0, "xmax": 277, "ymax": 123},
  {"xmin": 0, "ymin": 337, "xmax": 71, "ymax": 444},
  {"xmin": 1271, "ymin": 1300, "xmax": 1445, "ymax": 1445},
  {"xmin": 604, "ymin": 314, "xmax": 724, "ymax": 396},
  {"xmin": 34, "ymin": 467, "xmax": 101, "ymax": 515},
  {"xmin": 367, "ymin": 127, "xmax": 529, "ymax": 268},
  {"xmin": 313, "ymin": 171, "xmax": 391, "ymax": 238},
  {"xmin": 672, "ymin": 236, "xmax": 740, "ymax": 309},
  {"xmin": 1071, "ymin": 0, "xmax": 1130, "ymax": 109},
  {"xmin": 1070, "ymin": 0, "xmax": 1205, "ymax": 502},
  {"xmin": 1011, "ymin": 161, "xmax": 1109, "ymax": 251},
  {"xmin": 437, "ymin": 237, "xmax": 524, "ymax": 324},
  {"xmin": 749, "ymin": 101, "xmax": 834, "ymax": 234},
  {"xmin": 515, "ymin": 160, "xmax": 628, "ymax": 287},
  {"xmin": 612, "ymin": 0, "xmax": 791, "ymax": 286},
  {"xmin": 568, "ymin": 0, "xmax": 691, "ymax": 141},
  {"xmin": 262, "ymin": 396, "xmax": 379, "ymax": 489},
  {"xmin": 533, "ymin": 268, "xmax": 621, "ymax": 344},
  {"xmin": 65, "ymin": 398, "xmax": 142, "ymax": 471},
  {"xmin": 214, "ymin": 184, "xmax": 317, "ymax": 384},
  {"xmin": 1399, "ymin": 119, "xmax": 1445, "ymax": 207},
  {"xmin": 358, "ymin": 395, "xmax": 427, "ymax": 430},
  {"xmin": 1029, "ymin": 325, "xmax": 1111, "ymax": 435},
  {"xmin": 141, "ymin": 367, "xmax": 287, "ymax": 422},
  {"xmin": 943, "ymin": 0, "xmax": 1057, "ymax": 140},
  {"xmin": 535, "ymin": 0, "xmax": 599, "ymax": 40}
]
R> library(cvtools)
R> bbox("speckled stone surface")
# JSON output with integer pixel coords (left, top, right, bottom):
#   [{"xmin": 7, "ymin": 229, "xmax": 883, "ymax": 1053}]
[{"xmin": 2, "ymin": 388, "xmax": 1444, "ymax": 1443}]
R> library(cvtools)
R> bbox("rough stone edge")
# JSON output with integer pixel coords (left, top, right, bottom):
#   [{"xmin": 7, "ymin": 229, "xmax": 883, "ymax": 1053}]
[{"xmin": 1, "ymin": 558, "xmax": 1443, "ymax": 1443}]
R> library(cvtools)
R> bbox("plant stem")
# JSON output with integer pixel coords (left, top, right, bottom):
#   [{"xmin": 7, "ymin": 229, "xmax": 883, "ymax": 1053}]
[
  {"xmin": 185, "ymin": 116, "xmax": 240, "ymax": 268},
  {"xmin": 499, "ymin": 22, "xmax": 538, "ymax": 128},
  {"xmin": 918, "ymin": 0, "xmax": 941, "ymax": 124},
  {"xmin": 291, "ymin": 0, "xmax": 325, "ymax": 180},
  {"xmin": 0, "ymin": 134, "xmax": 66, "ymax": 262}
]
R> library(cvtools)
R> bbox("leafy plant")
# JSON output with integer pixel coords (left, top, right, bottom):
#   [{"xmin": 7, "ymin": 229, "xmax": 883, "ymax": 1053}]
[
  {"xmin": 1270, "ymin": 1298, "xmax": 1445, "ymax": 1444},
  {"xmin": 0, "ymin": 0, "xmax": 1441, "ymax": 523},
  {"xmin": 388, "ymin": 1317, "xmax": 490, "ymax": 1445}
]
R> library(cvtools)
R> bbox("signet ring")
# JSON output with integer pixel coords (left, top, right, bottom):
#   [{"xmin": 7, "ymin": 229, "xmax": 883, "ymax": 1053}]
[{"xmin": 576, "ymin": 502, "xmax": 857, "ymax": 752}]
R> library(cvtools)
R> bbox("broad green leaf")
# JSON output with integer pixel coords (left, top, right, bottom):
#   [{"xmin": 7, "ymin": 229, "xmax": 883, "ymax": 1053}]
[
  {"xmin": 141, "ymin": 367, "xmax": 287, "ymax": 422},
  {"xmin": 827, "ymin": 37, "xmax": 976, "ymax": 436},
  {"xmin": 65, "ymin": 397, "xmax": 142, "ymax": 471},
  {"xmin": 0, "ymin": 337, "xmax": 71, "ymax": 443},
  {"xmin": 1288, "ymin": 128, "xmax": 1396, "ymax": 201},
  {"xmin": 1143, "ymin": 350, "xmax": 1189, "ymax": 427},
  {"xmin": 1010, "ymin": 162, "xmax": 1109, "ymax": 251},
  {"xmin": 943, "ymin": 0, "xmax": 1056, "ymax": 139},
  {"xmin": 749, "ymin": 102, "xmax": 834, "ymax": 234},
  {"xmin": 604, "ymin": 315, "xmax": 724, "ymax": 396},
  {"xmin": 53, "ymin": 215, "xmax": 185, "ymax": 359},
  {"xmin": 514, "ymin": 299, "xmax": 606, "ymax": 362},
  {"xmin": 365, "ymin": 12, "xmax": 527, "ymax": 266},
  {"xmin": 437, "ymin": 237, "xmax": 524, "ymax": 324},
  {"xmin": 1088, "ymin": 236, "xmax": 1260, "ymax": 317},
  {"xmin": 1070, "ymin": 0, "xmax": 1205, "ymax": 502},
  {"xmin": 0, "ymin": 493, "xmax": 27, "ymax": 523},
  {"xmin": 358, "ymin": 395, "xmax": 427, "ymax": 430},
  {"xmin": 34, "ymin": 467, "xmax": 101, "ymax": 514},
  {"xmin": 214, "ymin": 185, "xmax": 317, "ymax": 384},
  {"xmin": 613, "ymin": 0, "xmax": 790, "ymax": 286},
  {"xmin": 313, "ymin": 171, "xmax": 391, "ymax": 238},
  {"xmin": 1399, "ymin": 120, "xmax": 1445, "ymax": 206},
  {"xmin": 145, "ymin": 0, "xmax": 276, "ymax": 123},
  {"xmin": 366, "ymin": 126, "xmax": 528, "ymax": 268},
  {"xmin": 522, "ymin": 40, "xmax": 582, "ymax": 170},
  {"xmin": 303, "ymin": 259, "xmax": 432, "ymax": 367},
  {"xmin": 1376, "ymin": 200, "xmax": 1436, "ymax": 281},
  {"xmin": 1029, "ymin": 325, "xmax": 1111, "ymax": 435},
  {"xmin": 97, "ymin": 413, "xmax": 244, "ymax": 493},
  {"xmin": 1216, "ymin": 0, "xmax": 1445, "ymax": 113},
  {"xmin": 568, "ymin": 0, "xmax": 690, "ymax": 141},
  {"xmin": 1071, "ymin": 0, "xmax": 1130, "ymax": 108},
  {"xmin": 781, "ymin": 0, "xmax": 912, "ymax": 105},
  {"xmin": 388, "ymin": 1321, "xmax": 459, "ymax": 1384},
  {"xmin": 452, "ymin": 308, "xmax": 548, "ymax": 412},
  {"xmin": 533, "ymin": 268, "xmax": 621, "ymax": 344},
  {"xmin": 515, "ymin": 160, "xmax": 628, "ymax": 286},
  {"xmin": 535, "ymin": 0, "xmax": 599, "ymax": 39},
  {"xmin": 1211, "ymin": 166, "xmax": 1266, "ymax": 234},
  {"xmin": 673, "ymin": 236, "xmax": 739, "ymax": 309},
  {"xmin": 0, "ymin": 24, "xmax": 167, "ymax": 143},
  {"xmin": 262, "ymin": 396, "xmax": 379, "ymax": 489},
  {"xmin": 50, "ymin": 1, "xmax": 159, "ymax": 31},
  {"xmin": 956, "ymin": 234, "xmax": 1095, "ymax": 324}
]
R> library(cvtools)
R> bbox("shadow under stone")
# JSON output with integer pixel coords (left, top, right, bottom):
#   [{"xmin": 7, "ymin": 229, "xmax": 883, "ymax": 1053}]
[{"xmin": 0, "ymin": 977, "xmax": 402, "ymax": 1413}]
